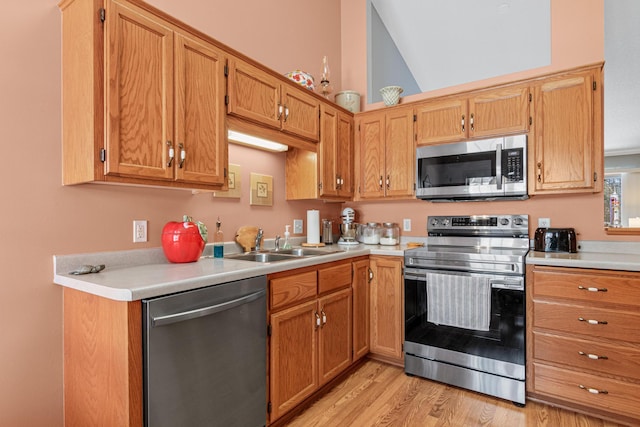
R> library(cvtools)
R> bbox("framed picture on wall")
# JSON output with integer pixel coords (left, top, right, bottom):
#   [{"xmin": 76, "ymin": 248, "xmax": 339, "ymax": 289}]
[
  {"xmin": 250, "ymin": 173, "xmax": 273, "ymax": 206},
  {"xmin": 212, "ymin": 164, "xmax": 241, "ymax": 199}
]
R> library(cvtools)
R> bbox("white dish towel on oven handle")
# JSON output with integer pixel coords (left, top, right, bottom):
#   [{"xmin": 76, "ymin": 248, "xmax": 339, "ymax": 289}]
[{"xmin": 426, "ymin": 272, "xmax": 491, "ymax": 331}]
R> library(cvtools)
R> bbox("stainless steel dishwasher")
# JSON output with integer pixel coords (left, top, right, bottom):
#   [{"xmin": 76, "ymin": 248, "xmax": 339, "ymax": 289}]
[{"xmin": 143, "ymin": 275, "xmax": 267, "ymax": 427}]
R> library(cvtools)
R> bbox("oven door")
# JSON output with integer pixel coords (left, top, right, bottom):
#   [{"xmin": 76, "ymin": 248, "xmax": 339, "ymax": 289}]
[{"xmin": 404, "ymin": 268, "xmax": 525, "ymax": 379}]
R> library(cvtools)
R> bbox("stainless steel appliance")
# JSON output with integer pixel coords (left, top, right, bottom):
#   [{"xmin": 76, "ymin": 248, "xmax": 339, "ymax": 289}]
[
  {"xmin": 404, "ymin": 215, "xmax": 529, "ymax": 404},
  {"xmin": 143, "ymin": 276, "xmax": 267, "ymax": 427},
  {"xmin": 416, "ymin": 134, "xmax": 527, "ymax": 201},
  {"xmin": 534, "ymin": 227, "xmax": 577, "ymax": 253},
  {"xmin": 338, "ymin": 207, "xmax": 358, "ymax": 245}
]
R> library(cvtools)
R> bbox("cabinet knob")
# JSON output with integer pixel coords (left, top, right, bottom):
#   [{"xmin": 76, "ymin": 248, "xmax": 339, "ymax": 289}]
[
  {"xmin": 178, "ymin": 143, "xmax": 186, "ymax": 168},
  {"xmin": 166, "ymin": 141, "xmax": 174, "ymax": 167},
  {"xmin": 284, "ymin": 105, "xmax": 289, "ymax": 122},
  {"xmin": 579, "ymin": 384, "xmax": 608, "ymax": 395},
  {"xmin": 578, "ymin": 285, "xmax": 608, "ymax": 293},
  {"xmin": 277, "ymin": 104, "xmax": 283, "ymax": 120},
  {"xmin": 386, "ymin": 175, "xmax": 390, "ymax": 189},
  {"xmin": 578, "ymin": 317, "xmax": 608, "ymax": 325},
  {"xmin": 461, "ymin": 114, "xmax": 465, "ymax": 133},
  {"xmin": 321, "ymin": 309, "xmax": 327, "ymax": 326},
  {"xmin": 578, "ymin": 351, "xmax": 608, "ymax": 360},
  {"xmin": 315, "ymin": 311, "xmax": 321, "ymax": 330},
  {"xmin": 470, "ymin": 113, "xmax": 474, "ymax": 131}
]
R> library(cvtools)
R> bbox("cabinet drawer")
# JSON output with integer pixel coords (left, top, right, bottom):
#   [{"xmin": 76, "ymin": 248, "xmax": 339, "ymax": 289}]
[
  {"xmin": 270, "ymin": 271, "xmax": 317, "ymax": 310},
  {"xmin": 318, "ymin": 262, "xmax": 351, "ymax": 294},
  {"xmin": 533, "ymin": 301, "xmax": 640, "ymax": 343},
  {"xmin": 533, "ymin": 268, "xmax": 640, "ymax": 307},
  {"xmin": 533, "ymin": 331, "xmax": 640, "ymax": 380},
  {"xmin": 533, "ymin": 363, "xmax": 640, "ymax": 420}
]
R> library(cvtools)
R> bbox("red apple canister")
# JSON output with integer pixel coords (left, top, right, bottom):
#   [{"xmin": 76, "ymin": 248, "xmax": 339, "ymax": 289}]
[{"xmin": 161, "ymin": 215, "xmax": 208, "ymax": 263}]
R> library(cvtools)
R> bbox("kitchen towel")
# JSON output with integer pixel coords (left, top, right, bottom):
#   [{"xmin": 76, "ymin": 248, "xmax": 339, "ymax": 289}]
[
  {"xmin": 306, "ymin": 210, "xmax": 320, "ymax": 244},
  {"xmin": 426, "ymin": 272, "xmax": 491, "ymax": 331}
]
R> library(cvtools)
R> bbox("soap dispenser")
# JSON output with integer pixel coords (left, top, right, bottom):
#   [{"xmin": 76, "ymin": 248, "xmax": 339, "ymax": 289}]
[
  {"xmin": 282, "ymin": 225, "xmax": 292, "ymax": 249},
  {"xmin": 213, "ymin": 217, "xmax": 224, "ymax": 258}
]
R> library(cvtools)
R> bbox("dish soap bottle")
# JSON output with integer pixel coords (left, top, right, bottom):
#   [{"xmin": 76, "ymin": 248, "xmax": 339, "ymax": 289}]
[
  {"xmin": 213, "ymin": 217, "xmax": 224, "ymax": 258},
  {"xmin": 282, "ymin": 225, "xmax": 292, "ymax": 249}
]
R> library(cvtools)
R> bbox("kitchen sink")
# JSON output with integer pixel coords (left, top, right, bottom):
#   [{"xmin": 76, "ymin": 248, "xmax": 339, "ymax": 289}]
[
  {"xmin": 269, "ymin": 248, "xmax": 337, "ymax": 256},
  {"xmin": 225, "ymin": 252, "xmax": 296, "ymax": 263},
  {"xmin": 225, "ymin": 247, "xmax": 341, "ymax": 263}
]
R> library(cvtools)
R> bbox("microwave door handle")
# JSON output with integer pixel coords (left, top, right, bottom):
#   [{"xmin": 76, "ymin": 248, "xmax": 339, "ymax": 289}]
[{"xmin": 495, "ymin": 143, "xmax": 502, "ymax": 190}]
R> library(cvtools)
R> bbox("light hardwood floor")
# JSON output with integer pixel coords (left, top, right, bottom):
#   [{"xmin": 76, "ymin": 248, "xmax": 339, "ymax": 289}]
[{"xmin": 284, "ymin": 360, "xmax": 626, "ymax": 427}]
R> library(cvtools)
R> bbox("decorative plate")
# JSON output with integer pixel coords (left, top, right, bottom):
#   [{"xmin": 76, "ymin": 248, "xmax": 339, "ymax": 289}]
[{"xmin": 285, "ymin": 70, "xmax": 315, "ymax": 90}]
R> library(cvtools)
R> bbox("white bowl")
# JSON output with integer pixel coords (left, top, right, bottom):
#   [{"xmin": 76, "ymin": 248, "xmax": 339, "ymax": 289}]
[{"xmin": 379, "ymin": 86, "xmax": 403, "ymax": 106}]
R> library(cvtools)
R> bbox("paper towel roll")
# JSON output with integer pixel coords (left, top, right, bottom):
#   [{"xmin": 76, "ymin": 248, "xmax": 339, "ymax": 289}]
[{"xmin": 307, "ymin": 210, "xmax": 320, "ymax": 244}]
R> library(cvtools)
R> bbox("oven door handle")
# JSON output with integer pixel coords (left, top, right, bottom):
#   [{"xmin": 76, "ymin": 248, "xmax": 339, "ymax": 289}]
[
  {"xmin": 495, "ymin": 143, "xmax": 503, "ymax": 190},
  {"xmin": 490, "ymin": 279, "xmax": 523, "ymax": 291}
]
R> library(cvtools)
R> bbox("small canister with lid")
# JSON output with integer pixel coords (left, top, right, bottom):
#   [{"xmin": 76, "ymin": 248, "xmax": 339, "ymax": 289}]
[
  {"xmin": 362, "ymin": 222, "xmax": 381, "ymax": 245},
  {"xmin": 380, "ymin": 222, "xmax": 400, "ymax": 245}
]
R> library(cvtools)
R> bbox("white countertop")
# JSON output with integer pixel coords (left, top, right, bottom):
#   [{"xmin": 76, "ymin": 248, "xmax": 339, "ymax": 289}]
[
  {"xmin": 53, "ymin": 242, "xmax": 406, "ymax": 302},
  {"xmin": 526, "ymin": 250, "xmax": 640, "ymax": 271}
]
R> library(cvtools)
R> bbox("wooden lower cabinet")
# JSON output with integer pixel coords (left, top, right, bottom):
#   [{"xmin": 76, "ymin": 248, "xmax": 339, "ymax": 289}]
[
  {"xmin": 369, "ymin": 255, "xmax": 404, "ymax": 365},
  {"xmin": 352, "ymin": 259, "xmax": 371, "ymax": 361},
  {"xmin": 527, "ymin": 265, "xmax": 640, "ymax": 424},
  {"xmin": 268, "ymin": 261, "xmax": 355, "ymax": 423}
]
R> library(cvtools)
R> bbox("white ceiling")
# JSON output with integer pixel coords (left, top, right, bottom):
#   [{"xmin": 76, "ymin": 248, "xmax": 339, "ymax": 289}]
[{"xmin": 371, "ymin": 0, "xmax": 550, "ymax": 93}]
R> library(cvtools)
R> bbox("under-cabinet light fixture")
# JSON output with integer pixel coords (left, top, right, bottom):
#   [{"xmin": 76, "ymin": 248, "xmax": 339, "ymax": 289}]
[{"xmin": 227, "ymin": 130, "xmax": 288, "ymax": 152}]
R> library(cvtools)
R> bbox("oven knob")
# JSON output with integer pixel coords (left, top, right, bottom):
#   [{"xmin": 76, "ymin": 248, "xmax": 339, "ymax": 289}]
[
  {"xmin": 513, "ymin": 217, "xmax": 524, "ymax": 226},
  {"xmin": 500, "ymin": 218, "xmax": 510, "ymax": 226},
  {"xmin": 441, "ymin": 219, "xmax": 450, "ymax": 227},
  {"xmin": 430, "ymin": 218, "xmax": 439, "ymax": 227}
]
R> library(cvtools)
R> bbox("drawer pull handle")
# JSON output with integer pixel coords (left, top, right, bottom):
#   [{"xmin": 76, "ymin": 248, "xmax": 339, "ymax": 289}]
[
  {"xmin": 578, "ymin": 317, "xmax": 608, "ymax": 325},
  {"xmin": 578, "ymin": 351, "xmax": 608, "ymax": 360},
  {"xmin": 579, "ymin": 384, "xmax": 608, "ymax": 395},
  {"xmin": 578, "ymin": 285, "xmax": 608, "ymax": 292}
]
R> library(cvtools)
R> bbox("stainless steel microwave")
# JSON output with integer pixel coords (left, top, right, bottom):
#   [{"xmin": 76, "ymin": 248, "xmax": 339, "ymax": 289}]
[{"xmin": 416, "ymin": 134, "xmax": 528, "ymax": 201}]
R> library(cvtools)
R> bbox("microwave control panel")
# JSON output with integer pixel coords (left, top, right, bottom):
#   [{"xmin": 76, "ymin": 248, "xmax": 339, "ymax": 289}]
[{"xmin": 503, "ymin": 149, "xmax": 524, "ymax": 182}]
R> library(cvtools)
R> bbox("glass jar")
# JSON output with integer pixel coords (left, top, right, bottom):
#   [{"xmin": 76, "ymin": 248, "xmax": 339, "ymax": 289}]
[
  {"xmin": 362, "ymin": 222, "xmax": 381, "ymax": 245},
  {"xmin": 380, "ymin": 222, "xmax": 400, "ymax": 245}
]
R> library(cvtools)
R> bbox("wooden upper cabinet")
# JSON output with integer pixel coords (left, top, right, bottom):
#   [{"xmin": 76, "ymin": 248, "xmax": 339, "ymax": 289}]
[
  {"xmin": 530, "ymin": 66, "xmax": 603, "ymax": 194},
  {"xmin": 318, "ymin": 104, "xmax": 353, "ymax": 199},
  {"xmin": 228, "ymin": 58, "xmax": 320, "ymax": 142},
  {"xmin": 357, "ymin": 108, "xmax": 414, "ymax": 200},
  {"xmin": 174, "ymin": 34, "xmax": 228, "ymax": 186},
  {"xmin": 468, "ymin": 85, "xmax": 530, "ymax": 138},
  {"xmin": 416, "ymin": 85, "xmax": 530, "ymax": 146},
  {"xmin": 106, "ymin": 0, "xmax": 175, "ymax": 181},
  {"xmin": 61, "ymin": 0, "xmax": 228, "ymax": 190}
]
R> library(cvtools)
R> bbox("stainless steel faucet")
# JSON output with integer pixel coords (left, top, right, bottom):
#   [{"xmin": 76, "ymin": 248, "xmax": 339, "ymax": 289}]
[
  {"xmin": 254, "ymin": 228, "xmax": 263, "ymax": 251},
  {"xmin": 274, "ymin": 235, "xmax": 281, "ymax": 251}
]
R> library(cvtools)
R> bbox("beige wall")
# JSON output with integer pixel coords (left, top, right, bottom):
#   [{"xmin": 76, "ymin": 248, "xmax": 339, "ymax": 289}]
[{"xmin": 0, "ymin": 0, "xmax": 624, "ymax": 425}]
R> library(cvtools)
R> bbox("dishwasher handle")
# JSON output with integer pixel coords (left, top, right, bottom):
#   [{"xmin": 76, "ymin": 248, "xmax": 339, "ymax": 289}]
[{"xmin": 152, "ymin": 289, "xmax": 266, "ymax": 327}]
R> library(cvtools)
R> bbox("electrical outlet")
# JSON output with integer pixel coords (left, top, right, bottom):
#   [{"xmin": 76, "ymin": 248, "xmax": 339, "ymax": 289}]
[
  {"xmin": 293, "ymin": 219, "xmax": 303, "ymax": 234},
  {"xmin": 133, "ymin": 220, "xmax": 148, "ymax": 243},
  {"xmin": 538, "ymin": 218, "xmax": 551, "ymax": 228},
  {"xmin": 403, "ymin": 218, "xmax": 411, "ymax": 232}
]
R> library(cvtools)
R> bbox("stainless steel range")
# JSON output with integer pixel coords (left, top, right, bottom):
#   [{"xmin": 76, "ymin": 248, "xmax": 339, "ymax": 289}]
[{"xmin": 404, "ymin": 214, "xmax": 529, "ymax": 404}]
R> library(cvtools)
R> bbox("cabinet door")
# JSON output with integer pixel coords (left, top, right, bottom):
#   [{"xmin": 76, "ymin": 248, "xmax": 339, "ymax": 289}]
[
  {"xmin": 281, "ymin": 85, "xmax": 320, "ymax": 141},
  {"xmin": 318, "ymin": 104, "xmax": 339, "ymax": 197},
  {"xmin": 105, "ymin": 1, "xmax": 174, "ymax": 180},
  {"xmin": 531, "ymin": 69, "xmax": 602, "ymax": 193},
  {"xmin": 337, "ymin": 112, "xmax": 354, "ymax": 198},
  {"xmin": 385, "ymin": 109, "xmax": 415, "ymax": 198},
  {"xmin": 415, "ymin": 98, "xmax": 467, "ymax": 145},
  {"xmin": 318, "ymin": 288, "xmax": 352, "ymax": 386},
  {"xmin": 352, "ymin": 259, "xmax": 370, "ymax": 361},
  {"xmin": 358, "ymin": 111, "xmax": 386, "ymax": 199},
  {"xmin": 227, "ymin": 58, "xmax": 281, "ymax": 130},
  {"xmin": 369, "ymin": 256, "xmax": 404, "ymax": 362},
  {"xmin": 468, "ymin": 85, "xmax": 530, "ymax": 139},
  {"xmin": 174, "ymin": 34, "xmax": 227, "ymax": 186},
  {"xmin": 270, "ymin": 300, "xmax": 318, "ymax": 421}
]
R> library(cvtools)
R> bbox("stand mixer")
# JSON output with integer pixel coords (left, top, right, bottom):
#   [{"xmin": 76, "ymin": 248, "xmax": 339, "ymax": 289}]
[{"xmin": 338, "ymin": 207, "xmax": 359, "ymax": 245}]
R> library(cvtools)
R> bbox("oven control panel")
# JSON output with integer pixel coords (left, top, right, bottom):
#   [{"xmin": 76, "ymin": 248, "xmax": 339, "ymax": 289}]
[{"xmin": 427, "ymin": 214, "xmax": 528, "ymax": 237}]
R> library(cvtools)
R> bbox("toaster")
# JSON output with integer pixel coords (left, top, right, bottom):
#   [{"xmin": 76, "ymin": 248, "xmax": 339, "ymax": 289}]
[{"xmin": 534, "ymin": 228, "xmax": 577, "ymax": 253}]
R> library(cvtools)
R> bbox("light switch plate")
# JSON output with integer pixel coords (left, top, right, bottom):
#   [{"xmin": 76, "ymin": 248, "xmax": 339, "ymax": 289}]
[
  {"xmin": 293, "ymin": 219, "xmax": 303, "ymax": 234},
  {"xmin": 403, "ymin": 218, "xmax": 411, "ymax": 231}
]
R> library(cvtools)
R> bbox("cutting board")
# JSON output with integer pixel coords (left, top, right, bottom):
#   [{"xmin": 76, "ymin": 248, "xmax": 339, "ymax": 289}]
[{"xmin": 235, "ymin": 226, "xmax": 259, "ymax": 252}]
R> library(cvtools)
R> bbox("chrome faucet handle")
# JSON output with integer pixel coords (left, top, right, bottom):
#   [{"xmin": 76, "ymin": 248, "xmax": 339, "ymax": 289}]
[
  {"xmin": 255, "ymin": 228, "xmax": 264, "ymax": 251},
  {"xmin": 275, "ymin": 235, "xmax": 281, "ymax": 251}
]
